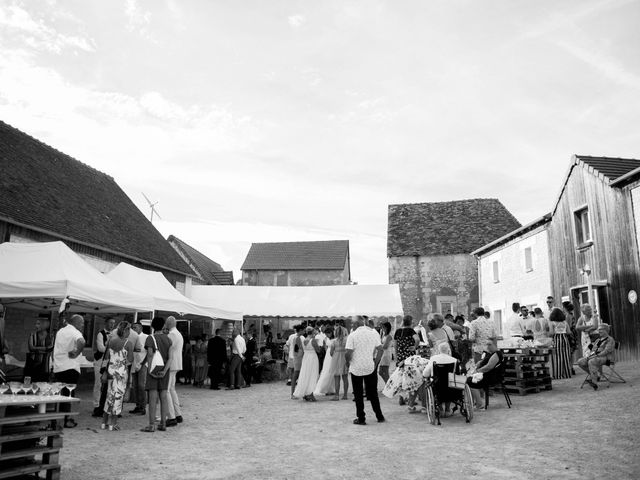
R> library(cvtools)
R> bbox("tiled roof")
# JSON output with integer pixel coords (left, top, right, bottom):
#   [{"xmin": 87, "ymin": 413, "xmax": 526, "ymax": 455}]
[
  {"xmin": 387, "ymin": 199, "xmax": 521, "ymax": 257},
  {"xmin": 241, "ymin": 240, "xmax": 349, "ymax": 271},
  {"xmin": 576, "ymin": 155, "xmax": 640, "ymax": 181},
  {"xmin": 167, "ymin": 235, "xmax": 234, "ymax": 285},
  {"xmin": 0, "ymin": 120, "xmax": 191, "ymax": 275},
  {"xmin": 211, "ymin": 271, "xmax": 235, "ymax": 285}
]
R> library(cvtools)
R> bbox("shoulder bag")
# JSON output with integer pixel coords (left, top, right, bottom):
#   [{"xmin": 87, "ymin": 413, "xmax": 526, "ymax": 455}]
[{"xmin": 149, "ymin": 335, "xmax": 165, "ymax": 377}]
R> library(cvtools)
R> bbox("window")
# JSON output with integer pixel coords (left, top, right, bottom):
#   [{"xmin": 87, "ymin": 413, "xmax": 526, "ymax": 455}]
[
  {"xmin": 440, "ymin": 302, "xmax": 453, "ymax": 315},
  {"xmin": 574, "ymin": 207, "xmax": 592, "ymax": 245},
  {"xmin": 492, "ymin": 260, "xmax": 500, "ymax": 283},
  {"xmin": 524, "ymin": 247, "xmax": 533, "ymax": 272}
]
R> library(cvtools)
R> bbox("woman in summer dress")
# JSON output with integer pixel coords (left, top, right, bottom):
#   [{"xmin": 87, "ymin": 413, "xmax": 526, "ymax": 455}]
[
  {"xmin": 314, "ymin": 327, "xmax": 336, "ymax": 396},
  {"xmin": 293, "ymin": 327, "xmax": 320, "ymax": 401},
  {"xmin": 378, "ymin": 322, "xmax": 393, "ymax": 385},
  {"xmin": 330, "ymin": 325, "xmax": 349, "ymax": 400},
  {"xmin": 102, "ymin": 321, "xmax": 133, "ymax": 431}
]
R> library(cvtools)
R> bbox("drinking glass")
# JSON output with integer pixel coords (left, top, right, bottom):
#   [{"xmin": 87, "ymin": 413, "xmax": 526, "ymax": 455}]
[
  {"xmin": 9, "ymin": 382, "xmax": 21, "ymax": 396},
  {"xmin": 0, "ymin": 383, "xmax": 9, "ymax": 395},
  {"xmin": 66, "ymin": 384, "xmax": 77, "ymax": 396}
]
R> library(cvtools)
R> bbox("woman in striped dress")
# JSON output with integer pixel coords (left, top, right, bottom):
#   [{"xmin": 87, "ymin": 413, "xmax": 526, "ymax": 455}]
[{"xmin": 549, "ymin": 308, "xmax": 572, "ymax": 379}]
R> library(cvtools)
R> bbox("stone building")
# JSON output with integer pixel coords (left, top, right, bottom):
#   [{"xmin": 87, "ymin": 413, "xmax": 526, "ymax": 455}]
[
  {"xmin": 387, "ymin": 199, "xmax": 521, "ymax": 321},
  {"xmin": 0, "ymin": 120, "xmax": 193, "ymax": 360},
  {"xmin": 241, "ymin": 240, "xmax": 350, "ymax": 286}
]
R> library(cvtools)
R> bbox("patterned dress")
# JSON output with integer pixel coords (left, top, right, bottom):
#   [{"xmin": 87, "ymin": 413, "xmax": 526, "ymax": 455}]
[
  {"xmin": 104, "ymin": 341, "xmax": 129, "ymax": 416},
  {"xmin": 382, "ymin": 355, "xmax": 429, "ymax": 399}
]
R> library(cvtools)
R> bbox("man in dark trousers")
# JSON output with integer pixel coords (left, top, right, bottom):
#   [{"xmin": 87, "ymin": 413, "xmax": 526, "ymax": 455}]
[
  {"xmin": 207, "ymin": 329, "xmax": 228, "ymax": 390},
  {"xmin": 243, "ymin": 330, "xmax": 257, "ymax": 387}
]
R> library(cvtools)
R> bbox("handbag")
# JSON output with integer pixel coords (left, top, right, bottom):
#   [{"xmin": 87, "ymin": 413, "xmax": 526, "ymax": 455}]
[
  {"xmin": 99, "ymin": 340, "xmax": 112, "ymax": 383},
  {"xmin": 444, "ymin": 330, "xmax": 462, "ymax": 362},
  {"xmin": 448, "ymin": 372, "xmax": 467, "ymax": 390},
  {"xmin": 149, "ymin": 335, "xmax": 165, "ymax": 377}
]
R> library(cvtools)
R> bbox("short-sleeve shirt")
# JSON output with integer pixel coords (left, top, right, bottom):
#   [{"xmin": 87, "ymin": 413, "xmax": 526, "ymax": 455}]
[
  {"xmin": 52, "ymin": 324, "xmax": 84, "ymax": 373},
  {"xmin": 346, "ymin": 326, "xmax": 381, "ymax": 376},
  {"xmin": 145, "ymin": 333, "xmax": 172, "ymax": 375},
  {"xmin": 394, "ymin": 327, "xmax": 417, "ymax": 363},
  {"xmin": 468, "ymin": 318, "xmax": 497, "ymax": 353}
]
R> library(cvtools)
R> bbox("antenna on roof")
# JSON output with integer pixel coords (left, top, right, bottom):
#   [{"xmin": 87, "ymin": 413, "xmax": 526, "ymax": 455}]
[{"xmin": 142, "ymin": 192, "xmax": 162, "ymax": 223}]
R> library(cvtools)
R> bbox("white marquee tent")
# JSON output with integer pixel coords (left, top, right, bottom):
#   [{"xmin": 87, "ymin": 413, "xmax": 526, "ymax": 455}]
[
  {"xmin": 190, "ymin": 284, "xmax": 404, "ymax": 318},
  {"xmin": 106, "ymin": 263, "xmax": 242, "ymax": 321},
  {"xmin": 0, "ymin": 241, "xmax": 155, "ymax": 313}
]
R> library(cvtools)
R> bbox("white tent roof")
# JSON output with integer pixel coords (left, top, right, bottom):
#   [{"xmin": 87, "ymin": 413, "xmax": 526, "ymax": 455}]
[
  {"xmin": 106, "ymin": 263, "xmax": 242, "ymax": 321},
  {"xmin": 190, "ymin": 284, "xmax": 404, "ymax": 318},
  {"xmin": 0, "ymin": 241, "xmax": 155, "ymax": 313}
]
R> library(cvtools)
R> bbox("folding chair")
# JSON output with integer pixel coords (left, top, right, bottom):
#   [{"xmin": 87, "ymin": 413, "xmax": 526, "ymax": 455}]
[
  {"xmin": 579, "ymin": 341, "xmax": 626, "ymax": 389},
  {"xmin": 483, "ymin": 360, "xmax": 512, "ymax": 409},
  {"xmin": 484, "ymin": 380, "xmax": 512, "ymax": 409},
  {"xmin": 600, "ymin": 341, "xmax": 626, "ymax": 387}
]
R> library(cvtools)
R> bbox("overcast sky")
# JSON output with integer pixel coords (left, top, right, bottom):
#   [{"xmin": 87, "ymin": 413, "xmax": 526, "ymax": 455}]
[{"xmin": 1, "ymin": 0, "xmax": 639, "ymax": 284}]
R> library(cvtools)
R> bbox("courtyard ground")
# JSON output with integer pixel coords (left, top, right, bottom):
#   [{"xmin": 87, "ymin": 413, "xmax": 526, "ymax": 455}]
[{"xmin": 61, "ymin": 362, "xmax": 640, "ymax": 480}]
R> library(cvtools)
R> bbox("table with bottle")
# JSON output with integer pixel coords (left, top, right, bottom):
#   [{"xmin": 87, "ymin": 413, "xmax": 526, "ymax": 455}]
[{"xmin": 0, "ymin": 380, "xmax": 80, "ymax": 480}]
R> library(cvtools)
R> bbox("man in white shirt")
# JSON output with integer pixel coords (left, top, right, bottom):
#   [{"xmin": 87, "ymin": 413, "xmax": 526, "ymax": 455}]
[
  {"xmin": 285, "ymin": 326, "xmax": 301, "ymax": 386},
  {"xmin": 228, "ymin": 328, "xmax": 246, "ymax": 389},
  {"xmin": 165, "ymin": 316, "xmax": 184, "ymax": 427},
  {"xmin": 128, "ymin": 322, "xmax": 148, "ymax": 415},
  {"xmin": 544, "ymin": 296, "xmax": 555, "ymax": 319},
  {"xmin": 422, "ymin": 342, "xmax": 457, "ymax": 379},
  {"xmin": 315, "ymin": 324, "xmax": 328, "ymax": 373},
  {"xmin": 345, "ymin": 316, "xmax": 385, "ymax": 425},
  {"xmin": 53, "ymin": 314, "xmax": 86, "ymax": 428},
  {"xmin": 506, "ymin": 302, "xmax": 525, "ymax": 338},
  {"xmin": 92, "ymin": 317, "xmax": 115, "ymax": 417}
]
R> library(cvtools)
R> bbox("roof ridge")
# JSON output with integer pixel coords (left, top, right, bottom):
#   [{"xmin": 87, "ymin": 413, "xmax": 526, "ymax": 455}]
[
  {"xmin": 389, "ymin": 198, "xmax": 501, "ymax": 208},
  {"xmin": 167, "ymin": 235, "xmax": 223, "ymax": 269},
  {"xmin": 0, "ymin": 120, "xmax": 115, "ymax": 180}
]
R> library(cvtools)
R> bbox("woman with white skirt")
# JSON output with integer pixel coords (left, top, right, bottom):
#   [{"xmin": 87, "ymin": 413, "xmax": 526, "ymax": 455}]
[
  {"xmin": 293, "ymin": 327, "xmax": 320, "ymax": 401},
  {"xmin": 314, "ymin": 327, "xmax": 336, "ymax": 396}
]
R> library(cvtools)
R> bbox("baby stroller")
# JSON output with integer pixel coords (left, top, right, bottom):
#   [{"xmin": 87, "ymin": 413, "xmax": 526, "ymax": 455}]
[{"xmin": 424, "ymin": 362, "xmax": 474, "ymax": 426}]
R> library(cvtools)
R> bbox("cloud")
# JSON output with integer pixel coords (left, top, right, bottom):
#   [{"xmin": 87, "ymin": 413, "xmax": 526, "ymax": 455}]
[
  {"xmin": 0, "ymin": 3, "xmax": 95, "ymax": 54},
  {"xmin": 124, "ymin": 0, "xmax": 153, "ymax": 40},
  {"xmin": 556, "ymin": 40, "xmax": 640, "ymax": 91},
  {"xmin": 287, "ymin": 14, "xmax": 306, "ymax": 29}
]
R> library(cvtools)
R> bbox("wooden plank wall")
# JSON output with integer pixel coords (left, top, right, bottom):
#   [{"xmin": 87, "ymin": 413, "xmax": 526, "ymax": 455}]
[{"xmin": 548, "ymin": 164, "xmax": 640, "ymax": 361}]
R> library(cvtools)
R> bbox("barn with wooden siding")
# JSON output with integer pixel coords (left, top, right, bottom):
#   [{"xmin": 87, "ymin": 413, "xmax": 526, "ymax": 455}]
[
  {"xmin": 0, "ymin": 120, "xmax": 194, "ymax": 360},
  {"xmin": 547, "ymin": 155, "xmax": 640, "ymax": 361}
]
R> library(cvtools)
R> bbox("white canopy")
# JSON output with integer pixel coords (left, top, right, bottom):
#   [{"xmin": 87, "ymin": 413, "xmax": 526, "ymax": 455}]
[
  {"xmin": 190, "ymin": 284, "xmax": 404, "ymax": 318},
  {"xmin": 0, "ymin": 241, "xmax": 155, "ymax": 313},
  {"xmin": 106, "ymin": 263, "xmax": 242, "ymax": 321}
]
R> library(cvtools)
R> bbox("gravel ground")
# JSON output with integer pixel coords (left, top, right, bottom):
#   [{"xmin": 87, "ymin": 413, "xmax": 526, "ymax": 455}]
[{"xmin": 61, "ymin": 362, "xmax": 640, "ymax": 480}]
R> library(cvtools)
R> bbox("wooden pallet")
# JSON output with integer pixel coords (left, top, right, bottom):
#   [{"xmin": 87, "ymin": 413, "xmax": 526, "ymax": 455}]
[
  {"xmin": 0, "ymin": 395, "xmax": 78, "ymax": 480},
  {"xmin": 503, "ymin": 384, "xmax": 540, "ymax": 395}
]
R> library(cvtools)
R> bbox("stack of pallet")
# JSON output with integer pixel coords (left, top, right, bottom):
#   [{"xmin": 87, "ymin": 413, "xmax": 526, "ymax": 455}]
[
  {"xmin": 500, "ymin": 347, "xmax": 553, "ymax": 396},
  {"xmin": 0, "ymin": 396, "xmax": 79, "ymax": 480}
]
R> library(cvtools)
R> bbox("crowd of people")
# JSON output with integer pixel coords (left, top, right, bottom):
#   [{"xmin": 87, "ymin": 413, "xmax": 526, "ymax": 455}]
[{"xmin": 10, "ymin": 293, "xmax": 617, "ymax": 431}]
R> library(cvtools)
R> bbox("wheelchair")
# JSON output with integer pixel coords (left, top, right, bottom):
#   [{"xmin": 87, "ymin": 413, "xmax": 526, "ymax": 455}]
[{"xmin": 424, "ymin": 362, "xmax": 474, "ymax": 426}]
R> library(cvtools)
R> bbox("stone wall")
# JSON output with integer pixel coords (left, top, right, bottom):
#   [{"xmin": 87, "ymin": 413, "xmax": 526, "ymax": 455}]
[
  {"xmin": 241, "ymin": 268, "xmax": 349, "ymax": 286},
  {"xmin": 388, "ymin": 254, "xmax": 478, "ymax": 321}
]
